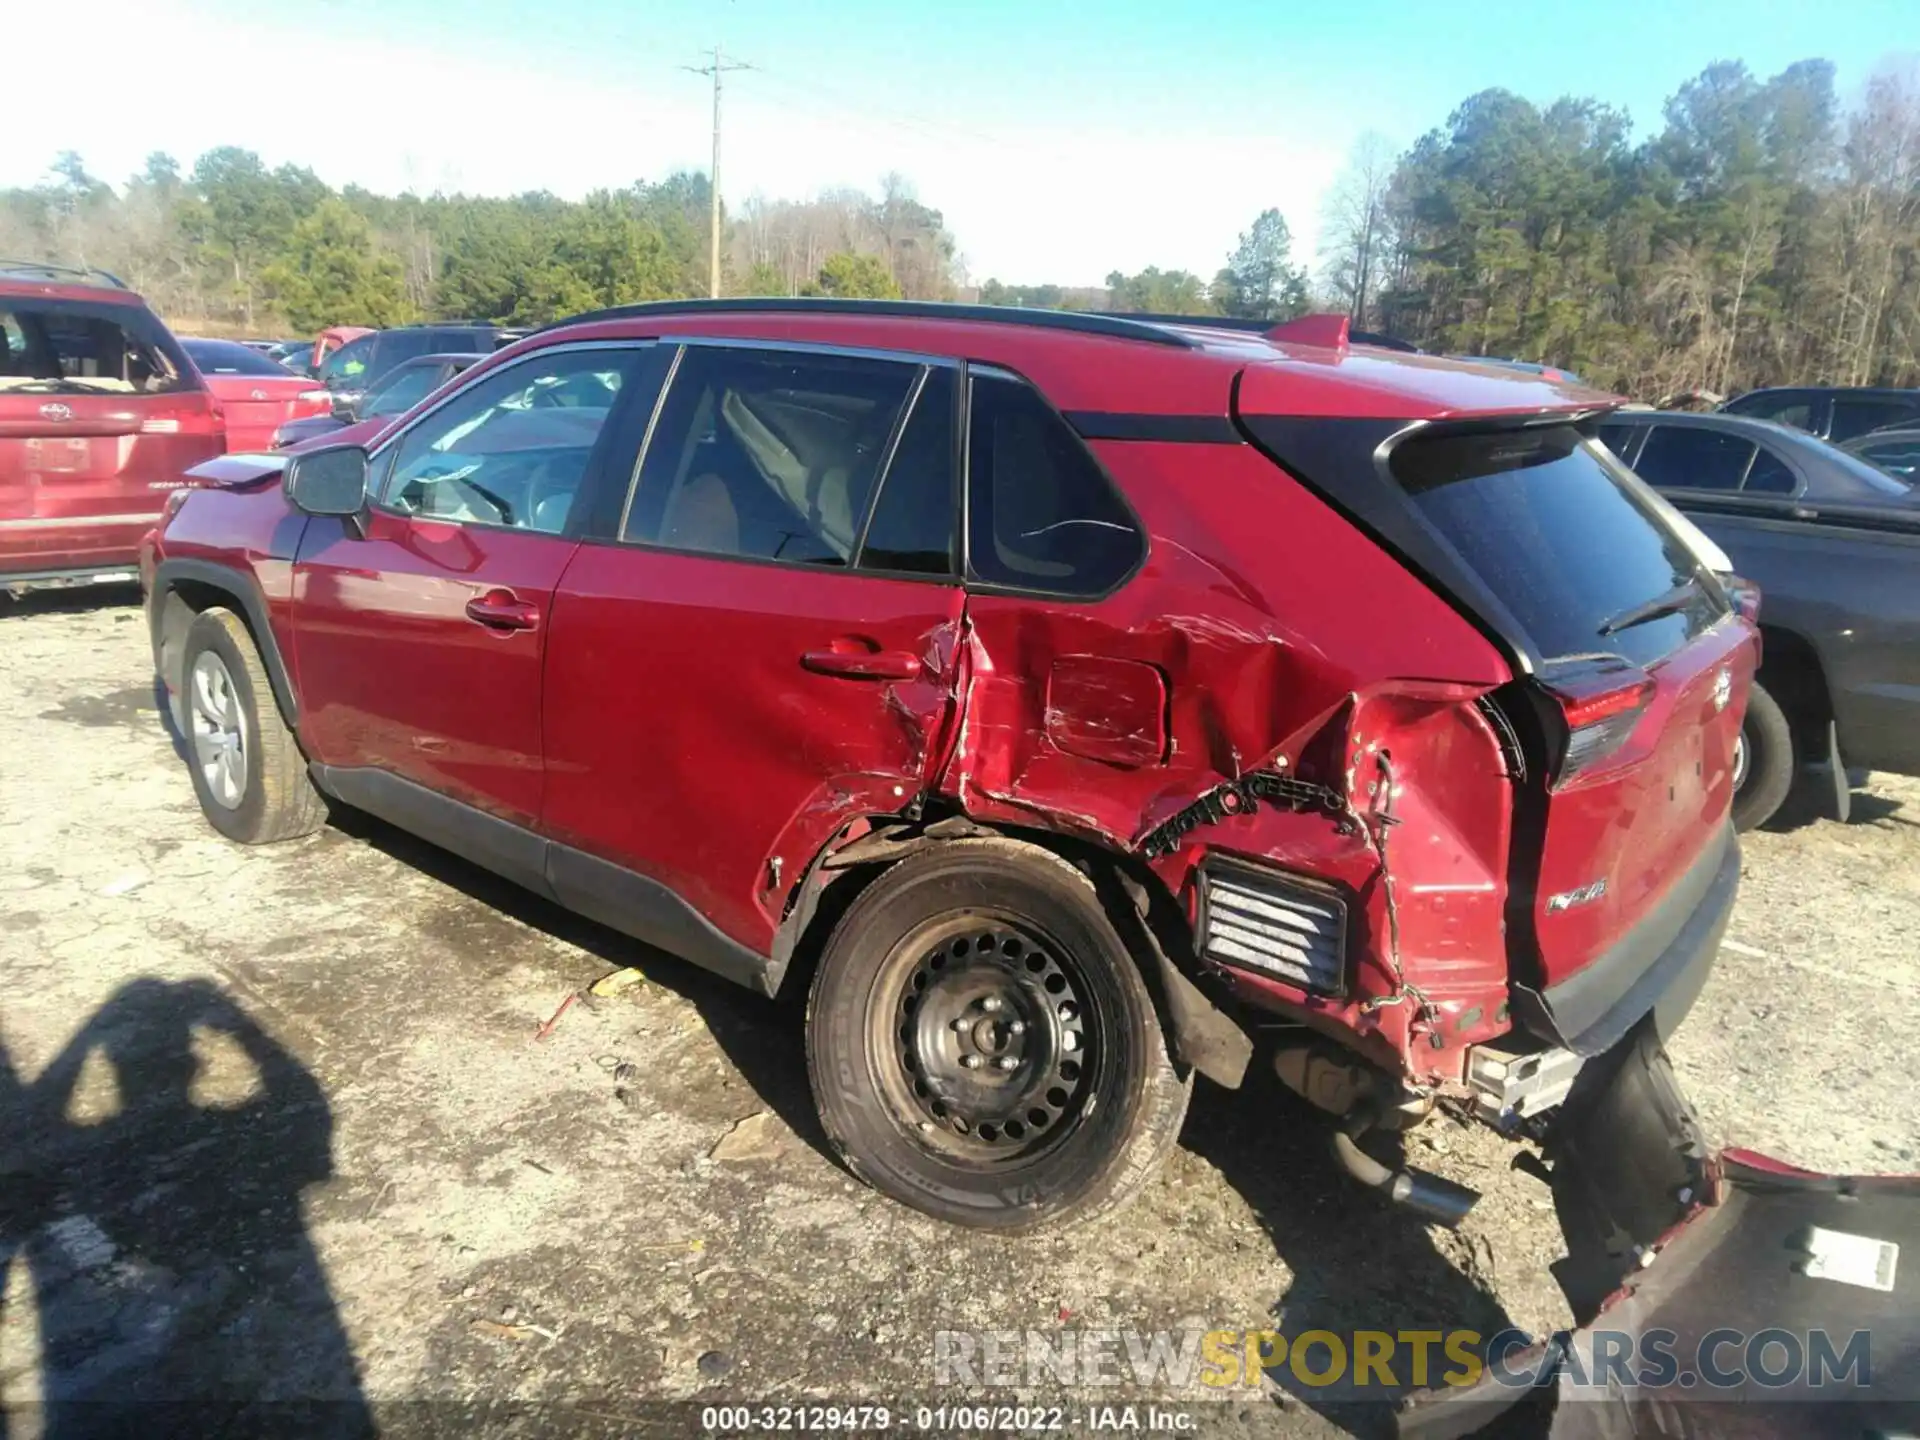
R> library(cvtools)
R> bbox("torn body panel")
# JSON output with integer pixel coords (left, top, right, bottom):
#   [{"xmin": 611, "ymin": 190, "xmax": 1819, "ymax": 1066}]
[
  {"xmin": 1399, "ymin": 1023, "xmax": 1920, "ymax": 1440},
  {"xmin": 934, "ymin": 441, "xmax": 1516, "ymax": 1082}
]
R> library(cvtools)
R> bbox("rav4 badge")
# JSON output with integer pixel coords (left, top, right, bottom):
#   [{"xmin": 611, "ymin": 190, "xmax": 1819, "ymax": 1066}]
[{"xmin": 1546, "ymin": 879, "xmax": 1608, "ymax": 913}]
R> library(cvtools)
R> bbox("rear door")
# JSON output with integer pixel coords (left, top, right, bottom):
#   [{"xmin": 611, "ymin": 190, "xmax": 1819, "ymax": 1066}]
[
  {"xmin": 1, "ymin": 297, "xmax": 219, "ymax": 577},
  {"xmin": 1384, "ymin": 427, "xmax": 1753, "ymax": 1008},
  {"xmin": 540, "ymin": 341, "xmax": 965, "ymax": 958}
]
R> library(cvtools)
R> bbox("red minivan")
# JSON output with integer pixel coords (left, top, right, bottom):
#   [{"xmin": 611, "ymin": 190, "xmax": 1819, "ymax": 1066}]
[{"xmin": 1, "ymin": 264, "xmax": 225, "ymax": 590}]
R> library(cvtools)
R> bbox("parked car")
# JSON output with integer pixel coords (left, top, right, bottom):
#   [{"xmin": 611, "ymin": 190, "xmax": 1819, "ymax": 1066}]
[
  {"xmin": 271, "ymin": 352, "xmax": 482, "ymax": 449},
  {"xmin": 314, "ymin": 324, "xmax": 524, "ymax": 417},
  {"xmin": 179, "ymin": 338, "xmax": 332, "ymax": 453},
  {"xmin": 1843, "ymin": 426, "xmax": 1920, "ymax": 484},
  {"xmin": 1, "ymin": 260, "xmax": 226, "ymax": 590},
  {"xmin": 306, "ymin": 325, "xmax": 373, "ymax": 375},
  {"xmin": 144, "ymin": 300, "xmax": 1756, "ymax": 1238},
  {"xmin": 1599, "ymin": 409, "xmax": 1920, "ymax": 829},
  {"xmin": 265, "ymin": 339, "xmax": 314, "ymax": 372},
  {"xmin": 1719, "ymin": 384, "xmax": 1920, "ymax": 442}
]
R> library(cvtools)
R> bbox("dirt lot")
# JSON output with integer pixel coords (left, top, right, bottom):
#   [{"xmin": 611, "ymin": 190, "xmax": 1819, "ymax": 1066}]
[{"xmin": 2, "ymin": 587, "xmax": 1916, "ymax": 1437}]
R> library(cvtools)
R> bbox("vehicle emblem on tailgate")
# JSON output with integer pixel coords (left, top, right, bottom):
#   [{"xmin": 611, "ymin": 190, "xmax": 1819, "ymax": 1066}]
[
  {"xmin": 1711, "ymin": 667, "xmax": 1732, "ymax": 713},
  {"xmin": 250, "ymin": 389, "xmax": 268, "ymax": 400},
  {"xmin": 39, "ymin": 402, "xmax": 72, "ymax": 421},
  {"xmin": 1546, "ymin": 879, "xmax": 1607, "ymax": 913}
]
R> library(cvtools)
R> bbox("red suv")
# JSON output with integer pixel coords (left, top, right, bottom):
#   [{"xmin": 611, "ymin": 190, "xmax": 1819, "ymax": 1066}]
[
  {"xmin": 2, "ymin": 263, "xmax": 225, "ymax": 590},
  {"xmin": 142, "ymin": 301, "xmax": 1756, "ymax": 1231}
]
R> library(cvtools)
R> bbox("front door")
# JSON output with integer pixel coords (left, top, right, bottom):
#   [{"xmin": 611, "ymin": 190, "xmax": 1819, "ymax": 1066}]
[
  {"xmin": 541, "ymin": 342, "xmax": 965, "ymax": 957},
  {"xmin": 291, "ymin": 343, "xmax": 653, "ymax": 828}
]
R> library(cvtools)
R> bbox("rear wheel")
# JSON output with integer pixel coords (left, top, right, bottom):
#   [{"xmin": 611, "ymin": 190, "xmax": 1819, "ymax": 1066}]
[
  {"xmin": 179, "ymin": 608, "xmax": 326, "ymax": 844},
  {"xmin": 806, "ymin": 840, "xmax": 1190, "ymax": 1230},
  {"xmin": 1731, "ymin": 680, "xmax": 1794, "ymax": 832}
]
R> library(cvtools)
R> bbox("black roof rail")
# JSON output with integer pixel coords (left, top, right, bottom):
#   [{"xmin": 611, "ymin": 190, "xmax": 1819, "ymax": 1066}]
[
  {"xmin": 537, "ymin": 297, "xmax": 1196, "ymax": 349},
  {"xmin": 0, "ymin": 259, "xmax": 130, "ymax": 289},
  {"xmin": 1105, "ymin": 311, "xmax": 1421, "ymax": 353}
]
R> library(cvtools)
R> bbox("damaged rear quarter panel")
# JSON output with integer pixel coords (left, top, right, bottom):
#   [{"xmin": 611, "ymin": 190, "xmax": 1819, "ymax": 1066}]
[{"xmin": 941, "ymin": 440, "xmax": 1516, "ymax": 1078}]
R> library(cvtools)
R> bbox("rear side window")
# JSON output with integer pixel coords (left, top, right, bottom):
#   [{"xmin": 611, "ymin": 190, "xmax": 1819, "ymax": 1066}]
[
  {"xmin": 624, "ymin": 345, "xmax": 920, "ymax": 566},
  {"xmin": 1831, "ymin": 396, "xmax": 1920, "ymax": 442},
  {"xmin": 0, "ymin": 301, "xmax": 188, "ymax": 395},
  {"xmin": 965, "ymin": 372, "xmax": 1143, "ymax": 595},
  {"xmin": 1743, "ymin": 447, "xmax": 1798, "ymax": 494},
  {"xmin": 1390, "ymin": 426, "xmax": 1721, "ymax": 668},
  {"xmin": 1630, "ymin": 425, "xmax": 1755, "ymax": 491}
]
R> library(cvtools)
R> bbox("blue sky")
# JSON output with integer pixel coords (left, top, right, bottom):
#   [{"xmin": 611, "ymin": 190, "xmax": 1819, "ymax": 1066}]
[{"xmin": 9, "ymin": 0, "xmax": 1914, "ymax": 285}]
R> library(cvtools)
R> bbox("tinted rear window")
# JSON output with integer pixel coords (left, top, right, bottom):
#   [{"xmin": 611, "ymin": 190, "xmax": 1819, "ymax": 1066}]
[
  {"xmin": 1390, "ymin": 426, "xmax": 1722, "ymax": 668},
  {"xmin": 0, "ymin": 300, "xmax": 190, "ymax": 396},
  {"xmin": 182, "ymin": 338, "xmax": 295, "ymax": 376},
  {"xmin": 1629, "ymin": 425, "xmax": 1757, "ymax": 491}
]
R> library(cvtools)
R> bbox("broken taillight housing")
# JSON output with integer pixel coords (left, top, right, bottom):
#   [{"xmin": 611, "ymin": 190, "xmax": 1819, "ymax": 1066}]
[{"xmin": 1545, "ymin": 673, "xmax": 1655, "ymax": 784}]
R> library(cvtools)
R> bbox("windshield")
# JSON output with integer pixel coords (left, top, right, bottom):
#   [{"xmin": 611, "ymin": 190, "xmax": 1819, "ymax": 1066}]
[{"xmin": 182, "ymin": 338, "xmax": 298, "ymax": 377}]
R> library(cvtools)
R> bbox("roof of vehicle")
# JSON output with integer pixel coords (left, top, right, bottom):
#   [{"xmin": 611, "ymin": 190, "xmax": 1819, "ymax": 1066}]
[
  {"xmin": 1726, "ymin": 383, "xmax": 1920, "ymax": 400},
  {"xmin": 0, "ymin": 259, "xmax": 143, "ymax": 306},
  {"xmin": 386, "ymin": 351, "xmax": 486, "ymax": 368},
  {"xmin": 522, "ymin": 298, "xmax": 1620, "ymax": 424},
  {"xmin": 1844, "ymin": 427, "xmax": 1920, "ymax": 449}
]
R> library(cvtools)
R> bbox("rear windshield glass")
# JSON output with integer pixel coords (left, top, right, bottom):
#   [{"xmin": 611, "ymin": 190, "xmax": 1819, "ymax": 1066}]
[
  {"xmin": 1390, "ymin": 425, "xmax": 1724, "ymax": 669},
  {"xmin": 182, "ymin": 337, "xmax": 294, "ymax": 377},
  {"xmin": 0, "ymin": 300, "xmax": 189, "ymax": 395}
]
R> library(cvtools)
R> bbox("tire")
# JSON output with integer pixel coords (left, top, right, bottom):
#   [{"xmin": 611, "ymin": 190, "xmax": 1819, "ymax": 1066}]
[
  {"xmin": 806, "ymin": 839, "xmax": 1191, "ymax": 1231},
  {"xmin": 1731, "ymin": 680, "xmax": 1795, "ymax": 832},
  {"xmin": 178, "ymin": 607, "xmax": 326, "ymax": 845}
]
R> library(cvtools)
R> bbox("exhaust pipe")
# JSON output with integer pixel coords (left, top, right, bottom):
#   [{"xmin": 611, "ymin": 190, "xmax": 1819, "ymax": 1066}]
[{"xmin": 1331, "ymin": 1108, "xmax": 1479, "ymax": 1228}]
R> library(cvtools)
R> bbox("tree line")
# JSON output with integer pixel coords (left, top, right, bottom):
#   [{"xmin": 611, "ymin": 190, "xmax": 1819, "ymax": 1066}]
[
  {"xmin": 0, "ymin": 151, "xmax": 962, "ymax": 333},
  {"xmin": 4, "ymin": 52, "xmax": 1913, "ymax": 398}
]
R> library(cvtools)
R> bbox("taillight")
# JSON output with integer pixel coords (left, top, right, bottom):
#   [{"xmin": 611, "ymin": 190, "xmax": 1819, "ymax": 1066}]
[
  {"xmin": 1545, "ymin": 673, "xmax": 1655, "ymax": 783},
  {"xmin": 298, "ymin": 389, "xmax": 330, "ymax": 405},
  {"xmin": 140, "ymin": 393, "xmax": 226, "ymax": 444}
]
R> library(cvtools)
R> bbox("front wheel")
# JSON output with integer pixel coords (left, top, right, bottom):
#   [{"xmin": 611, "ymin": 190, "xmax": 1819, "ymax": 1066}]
[
  {"xmin": 1730, "ymin": 680, "xmax": 1795, "ymax": 832},
  {"xmin": 806, "ymin": 840, "xmax": 1190, "ymax": 1231},
  {"xmin": 179, "ymin": 607, "xmax": 327, "ymax": 845}
]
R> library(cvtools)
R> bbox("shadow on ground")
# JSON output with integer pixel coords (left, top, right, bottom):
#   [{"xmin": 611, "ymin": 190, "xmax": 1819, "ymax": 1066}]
[{"xmin": 0, "ymin": 978, "xmax": 371, "ymax": 1438}]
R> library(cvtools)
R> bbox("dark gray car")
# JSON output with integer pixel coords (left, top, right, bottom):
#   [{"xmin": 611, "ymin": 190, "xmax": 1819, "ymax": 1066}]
[
  {"xmin": 1597, "ymin": 409, "xmax": 1920, "ymax": 830},
  {"xmin": 1719, "ymin": 384, "xmax": 1920, "ymax": 443},
  {"xmin": 1844, "ymin": 427, "xmax": 1920, "ymax": 484},
  {"xmin": 271, "ymin": 352, "xmax": 482, "ymax": 449}
]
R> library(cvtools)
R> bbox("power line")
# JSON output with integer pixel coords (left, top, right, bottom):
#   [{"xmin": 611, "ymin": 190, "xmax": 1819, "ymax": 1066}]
[{"xmin": 682, "ymin": 45, "xmax": 753, "ymax": 297}]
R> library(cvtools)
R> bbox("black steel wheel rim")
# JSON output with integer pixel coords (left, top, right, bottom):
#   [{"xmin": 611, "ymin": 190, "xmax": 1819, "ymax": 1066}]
[{"xmin": 870, "ymin": 914, "xmax": 1099, "ymax": 1166}]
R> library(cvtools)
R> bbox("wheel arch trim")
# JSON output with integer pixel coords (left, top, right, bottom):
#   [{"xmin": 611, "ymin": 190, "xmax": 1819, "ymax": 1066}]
[{"xmin": 151, "ymin": 558, "xmax": 299, "ymax": 726}]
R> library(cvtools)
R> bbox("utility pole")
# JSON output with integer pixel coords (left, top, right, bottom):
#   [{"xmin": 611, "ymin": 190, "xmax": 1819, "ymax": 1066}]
[{"xmin": 684, "ymin": 46, "xmax": 751, "ymax": 298}]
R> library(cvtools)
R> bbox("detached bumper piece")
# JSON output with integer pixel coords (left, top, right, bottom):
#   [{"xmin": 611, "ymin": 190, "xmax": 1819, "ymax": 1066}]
[{"xmin": 1398, "ymin": 1020, "xmax": 1920, "ymax": 1439}]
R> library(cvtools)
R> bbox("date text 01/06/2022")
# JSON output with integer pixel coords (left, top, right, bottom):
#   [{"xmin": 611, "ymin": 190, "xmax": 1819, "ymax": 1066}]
[{"xmin": 698, "ymin": 1405, "xmax": 1198, "ymax": 1431}]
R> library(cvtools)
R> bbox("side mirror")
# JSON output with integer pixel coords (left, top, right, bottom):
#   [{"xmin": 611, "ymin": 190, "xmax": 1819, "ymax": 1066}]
[{"xmin": 285, "ymin": 445, "xmax": 370, "ymax": 518}]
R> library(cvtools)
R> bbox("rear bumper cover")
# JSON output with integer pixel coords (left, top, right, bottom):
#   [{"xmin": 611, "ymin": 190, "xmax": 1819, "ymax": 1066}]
[{"xmin": 1512, "ymin": 823, "xmax": 1738, "ymax": 1057}]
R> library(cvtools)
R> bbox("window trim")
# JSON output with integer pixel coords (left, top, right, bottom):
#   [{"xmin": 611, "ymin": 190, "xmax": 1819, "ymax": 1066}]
[
  {"xmin": 959, "ymin": 362, "xmax": 1150, "ymax": 603},
  {"xmin": 599, "ymin": 337, "xmax": 965, "ymax": 586},
  {"xmin": 366, "ymin": 338, "xmax": 657, "ymax": 538}
]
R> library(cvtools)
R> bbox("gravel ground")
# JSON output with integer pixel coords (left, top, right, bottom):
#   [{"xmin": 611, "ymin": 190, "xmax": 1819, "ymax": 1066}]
[{"xmin": 1, "ymin": 587, "xmax": 1915, "ymax": 1438}]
